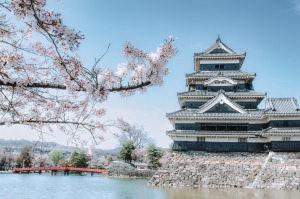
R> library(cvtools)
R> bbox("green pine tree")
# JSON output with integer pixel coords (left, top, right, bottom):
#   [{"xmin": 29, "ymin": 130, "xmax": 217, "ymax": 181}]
[
  {"xmin": 147, "ymin": 144, "xmax": 164, "ymax": 169},
  {"xmin": 117, "ymin": 141, "xmax": 135, "ymax": 163},
  {"xmin": 70, "ymin": 151, "xmax": 89, "ymax": 168}
]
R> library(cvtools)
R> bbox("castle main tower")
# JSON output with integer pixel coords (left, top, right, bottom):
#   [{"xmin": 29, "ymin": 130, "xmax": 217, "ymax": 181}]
[{"xmin": 167, "ymin": 38, "xmax": 300, "ymax": 152}]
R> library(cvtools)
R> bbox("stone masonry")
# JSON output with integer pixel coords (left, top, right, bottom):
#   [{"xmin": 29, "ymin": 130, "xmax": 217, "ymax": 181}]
[
  {"xmin": 148, "ymin": 152, "xmax": 300, "ymax": 190},
  {"xmin": 258, "ymin": 153, "xmax": 300, "ymax": 189},
  {"xmin": 108, "ymin": 161, "xmax": 156, "ymax": 178}
]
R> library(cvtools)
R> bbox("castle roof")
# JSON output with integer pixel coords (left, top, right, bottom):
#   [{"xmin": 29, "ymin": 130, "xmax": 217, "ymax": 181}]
[
  {"xmin": 264, "ymin": 127, "xmax": 300, "ymax": 134},
  {"xmin": 186, "ymin": 70, "xmax": 256, "ymax": 80},
  {"xmin": 196, "ymin": 91, "xmax": 247, "ymax": 113},
  {"xmin": 178, "ymin": 90, "xmax": 266, "ymax": 99},
  {"xmin": 167, "ymin": 127, "xmax": 300, "ymax": 137},
  {"xmin": 167, "ymin": 130, "xmax": 262, "ymax": 137},
  {"xmin": 167, "ymin": 98, "xmax": 300, "ymax": 119},
  {"xmin": 194, "ymin": 37, "xmax": 246, "ymax": 64},
  {"xmin": 265, "ymin": 98, "xmax": 300, "ymax": 114},
  {"xmin": 166, "ymin": 109, "xmax": 264, "ymax": 120}
]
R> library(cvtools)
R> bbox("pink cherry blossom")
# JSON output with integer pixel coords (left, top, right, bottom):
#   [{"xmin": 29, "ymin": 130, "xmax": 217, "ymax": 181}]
[{"xmin": 0, "ymin": 0, "xmax": 177, "ymax": 145}]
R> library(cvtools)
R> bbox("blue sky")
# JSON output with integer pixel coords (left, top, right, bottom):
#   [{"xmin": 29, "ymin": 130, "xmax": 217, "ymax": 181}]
[{"xmin": 1, "ymin": 0, "xmax": 300, "ymax": 149}]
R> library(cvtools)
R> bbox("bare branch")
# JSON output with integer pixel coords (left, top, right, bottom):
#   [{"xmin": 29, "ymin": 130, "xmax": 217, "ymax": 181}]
[{"xmin": 0, "ymin": 0, "xmax": 176, "ymax": 146}]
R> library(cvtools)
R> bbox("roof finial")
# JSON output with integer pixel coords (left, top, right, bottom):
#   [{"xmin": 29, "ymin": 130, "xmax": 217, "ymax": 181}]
[{"xmin": 217, "ymin": 35, "xmax": 221, "ymax": 42}]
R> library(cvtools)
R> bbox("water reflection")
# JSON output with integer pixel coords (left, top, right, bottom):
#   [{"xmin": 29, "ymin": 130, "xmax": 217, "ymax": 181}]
[
  {"xmin": 1, "ymin": 174, "xmax": 299, "ymax": 199},
  {"xmin": 164, "ymin": 187, "xmax": 300, "ymax": 199}
]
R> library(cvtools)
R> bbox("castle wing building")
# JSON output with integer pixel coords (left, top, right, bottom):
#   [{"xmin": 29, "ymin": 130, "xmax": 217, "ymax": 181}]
[{"xmin": 167, "ymin": 38, "xmax": 300, "ymax": 152}]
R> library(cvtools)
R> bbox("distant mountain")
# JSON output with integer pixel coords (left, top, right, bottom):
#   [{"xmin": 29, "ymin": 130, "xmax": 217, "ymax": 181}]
[
  {"xmin": 0, "ymin": 138, "xmax": 75, "ymax": 149},
  {"xmin": 0, "ymin": 139, "xmax": 120, "ymax": 156},
  {"xmin": 93, "ymin": 147, "xmax": 120, "ymax": 156}
]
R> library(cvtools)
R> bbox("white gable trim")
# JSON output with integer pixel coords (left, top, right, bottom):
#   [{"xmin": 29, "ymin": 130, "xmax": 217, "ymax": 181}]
[
  {"xmin": 197, "ymin": 93, "xmax": 247, "ymax": 114},
  {"xmin": 204, "ymin": 77, "xmax": 238, "ymax": 86},
  {"xmin": 204, "ymin": 39, "xmax": 235, "ymax": 54}
]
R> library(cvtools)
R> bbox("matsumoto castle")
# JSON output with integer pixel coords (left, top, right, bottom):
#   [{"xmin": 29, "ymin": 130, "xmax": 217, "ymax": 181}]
[{"xmin": 167, "ymin": 37, "xmax": 300, "ymax": 152}]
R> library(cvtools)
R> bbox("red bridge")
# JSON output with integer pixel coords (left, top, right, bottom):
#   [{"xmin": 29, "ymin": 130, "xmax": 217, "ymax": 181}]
[{"xmin": 12, "ymin": 167, "xmax": 108, "ymax": 175}]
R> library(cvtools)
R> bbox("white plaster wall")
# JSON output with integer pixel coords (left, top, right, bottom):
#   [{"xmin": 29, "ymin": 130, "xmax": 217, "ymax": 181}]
[
  {"xmin": 231, "ymin": 98, "xmax": 257, "ymax": 102},
  {"xmin": 171, "ymin": 137, "xmax": 197, "ymax": 142},
  {"xmin": 268, "ymin": 136, "xmax": 284, "ymax": 141},
  {"xmin": 200, "ymin": 59, "xmax": 239, "ymax": 64},
  {"xmin": 290, "ymin": 136, "xmax": 300, "ymax": 141},
  {"xmin": 170, "ymin": 135, "xmax": 300, "ymax": 142},
  {"xmin": 169, "ymin": 118, "xmax": 270, "ymax": 125},
  {"xmin": 182, "ymin": 99, "xmax": 208, "ymax": 103},
  {"xmin": 268, "ymin": 136, "xmax": 300, "ymax": 141},
  {"xmin": 247, "ymin": 137, "xmax": 268, "ymax": 143},
  {"xmin": 267, "ymin": 117, "xmax": 300, "ymax": 121},
  {"xmin": 205, "ymin": 137, "xmax": 237, "ymax": 142},
  {"xmin": 169, "ymin": 117, "xmax": 300, "ymax": 124}
]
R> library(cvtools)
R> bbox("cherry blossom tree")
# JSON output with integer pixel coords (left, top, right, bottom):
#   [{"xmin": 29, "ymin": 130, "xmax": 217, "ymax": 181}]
[
  {"xmin": 0, "ymin": 0, "xmax": 176, "ymax": 146},
  {"xmin": 118, "ymin": 124, "xmax": 153, "ymax": 149}
]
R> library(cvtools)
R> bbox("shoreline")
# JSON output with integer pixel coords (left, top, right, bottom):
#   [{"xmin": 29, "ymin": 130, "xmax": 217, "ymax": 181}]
[{"xmin": 0, "ymin": 171, "xmax": 12, "ymax": 174}]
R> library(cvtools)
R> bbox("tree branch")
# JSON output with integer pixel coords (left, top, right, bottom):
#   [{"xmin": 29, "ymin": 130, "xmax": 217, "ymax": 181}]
[
  {"xmin": 0, "ymin": 119, "xmax": 96, "ymax": 127},
  {"xmin": 0, "ymin": 80, "xmax": 67, "ymax": 90},
  {"xmin": 109, "ymin": 81, "xmax": 152, "ymax": 92},
  {"xmin": 0, "ymin": 80, "xmax": 152, "ymax": 92}
]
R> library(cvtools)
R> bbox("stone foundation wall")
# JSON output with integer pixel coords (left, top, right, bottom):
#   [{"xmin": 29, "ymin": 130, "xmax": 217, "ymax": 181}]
[
  {"xmin": 148, "ymin": 152, "xmax": 300, "ymax": 190},
  {"xmin": 108, "ymin": 161, "xmax": 156, "ymax": 178},
  {"xmin": 258, "ymin": 153, "xmax": 300, "ymax": 189}
]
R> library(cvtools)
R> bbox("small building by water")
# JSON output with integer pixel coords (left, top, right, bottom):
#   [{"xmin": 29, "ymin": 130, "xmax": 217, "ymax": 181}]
[
  {"xmin": 134, "ymin": 162, "xmax": 152, "ymax": 170},
  {"xmin": 167, "ymin": 37, "xmax": 300, "ymax": 152}
]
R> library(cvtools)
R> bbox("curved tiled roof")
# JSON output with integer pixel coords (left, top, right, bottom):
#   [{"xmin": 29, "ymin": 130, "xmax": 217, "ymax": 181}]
[
  {"xmin": 197, "ymin": 91, "xmax": 246, "ymax": 114},
  {"xmin": 167, "ymin": 130, "xmax": 262, "ymax": 136},
  {"xmin": 204, "ymin": 37, "xmax": 236, "ymax": 54},
  {"xmin": 194, "ymin": 53, "xmax": 246, "ymax": 58},
  {"xmin": 265, "ymin": 98, "xmax": 300, "ymax": 114},
  {"xmin": 264, "ymin": 127, "xmax": 300, "ymax": 134},
  {"xmin": 186, "ymin": 70, "xmax": 256, "ymax": 79},
  {"xmin": 193, "ymin": 38, "xmax": 246, "ymax": 68},
  {"xmin": 194, "ymin": 38, "xmax": 246, "ymax": 59},
  {"xmin": 178, "ymin": 90, "xmax": 266, "ymax": 98},
  {"xmin": 167, "ymin": 128, "xmax": 300, "ymax": 137},
  {"xmin": 166, "ymin": 109, "xmax": 264, "ymax": 119}
]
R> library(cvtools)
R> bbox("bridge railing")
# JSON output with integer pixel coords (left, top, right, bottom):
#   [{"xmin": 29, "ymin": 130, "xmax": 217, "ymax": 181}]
[{"xmin": 12, "ymin": 167, "xmax": 108, "ymax": 173}]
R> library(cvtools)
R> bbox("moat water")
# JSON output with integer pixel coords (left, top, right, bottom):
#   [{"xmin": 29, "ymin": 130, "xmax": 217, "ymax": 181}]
[{"xmin": 0, "ymin": 173, "xmax": 299, "ymax": 199}]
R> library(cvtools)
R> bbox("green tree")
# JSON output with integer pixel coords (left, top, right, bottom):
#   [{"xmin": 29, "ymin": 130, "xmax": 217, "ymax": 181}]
[
  {"xmin": 16, "ymin": 146, "xmax": 32, "ymax": 168},
  {"xmin": 147, "ymin": 145, "xmax": 164, "ymax": 169},
  {"xmin": 117, "ymin": 141, "xmax": 135, "ymax": 163},
  {"xmin": 49, "ymin": 149, "xmax": 64, "ymax": 166},
  {"xmin": 0, "ymin": 157, "xmax": 6, "ymax": 170},
  {"xmin": 70, "ymin": 152, "xmax": 89, "ymax": 168}
]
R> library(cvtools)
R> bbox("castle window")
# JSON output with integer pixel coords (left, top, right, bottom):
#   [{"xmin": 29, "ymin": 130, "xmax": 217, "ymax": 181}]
[
  {"xmin": 197, "ymin": 137, "xmax": 205, "ymax": 142},
  {"xmin": 282, "ymin": 137, "xmax": 290, "ymax": 141},
  {"xmin": 238, "ymin": 138, "xmax": 247, "ymax": 143},
  {"xmin": 207, "ymin": 125, "xmax": 217, "ymax": 131},
  {"xmin": 217, "ymin": 125, "xmax": 226, "ymax": 131},
  {"xmin": 237, "ymin": 125, "xmax": 248, "ymax": 131},
  {"xmin": 215, "ymin": 64, "xmax": 225, "ymax": 70},
  {"xmin": 227, "ymin": 125, "xmax": 237, "ymax": 131}
]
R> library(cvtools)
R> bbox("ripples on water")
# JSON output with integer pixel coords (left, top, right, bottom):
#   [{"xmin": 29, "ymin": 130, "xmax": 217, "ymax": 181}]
[{"xmin": 0, "ymin": 174, "xmax": 299, "ymax": 199}]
